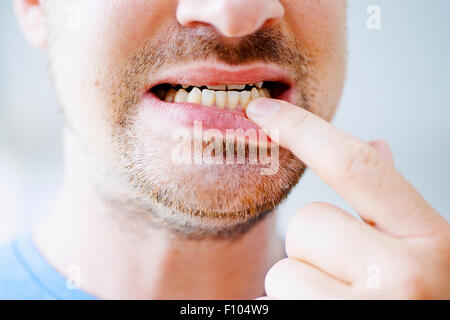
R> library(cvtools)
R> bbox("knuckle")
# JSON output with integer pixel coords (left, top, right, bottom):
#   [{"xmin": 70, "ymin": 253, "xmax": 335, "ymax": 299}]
[
  {"xmin": 287, "ymin": 202, "xmax": 329, "ymax": 237},
  {"xmin": 393, "ymin": 253, "xmax": 431, "ymax": 299},
  {"xmin": 286, "ymin": 202, "xmax": 333, "ymax": 256},
  {"xmin": 293, "ymin": 202, "xmax": 330, "ymax": 220},
  {"xmin": 337, "ymin": 139, "xmax": 387, "ymax": 187},
  {"xmin": 283, "ymin": 111, "xmax": 312, "ymax": 149},
  {"xmin": 288, "ymin": 111, "xmax": 311, "ymax": 135},
  {"xmin": 264, "ymin": 259, "xmax": 290, "ymax": 295},
  {"xmin": 398, "ymin": 269, "xmax": 430, "ymax": 299}
]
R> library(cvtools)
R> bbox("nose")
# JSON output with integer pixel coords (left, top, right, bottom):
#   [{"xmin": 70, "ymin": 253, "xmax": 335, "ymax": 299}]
[{"xmin": 176, "ymin": 0, "xmax": 285, "ymax": 38}]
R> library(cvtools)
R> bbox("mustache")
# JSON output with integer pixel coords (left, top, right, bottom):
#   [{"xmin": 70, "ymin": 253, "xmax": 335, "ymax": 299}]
[
  {"xmin": 153, "ymin": 24, "xmax": 303, "ymax": 65},
  {"xmin": 131, "ymin": 25, "xmax": 306, "ymax": 65},
  {"xmin": 126, "ymin": 24, "xmax": 307, "ymax": 80}
]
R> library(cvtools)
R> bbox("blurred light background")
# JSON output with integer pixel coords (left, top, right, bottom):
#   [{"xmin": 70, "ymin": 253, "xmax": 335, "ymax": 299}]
[{"xmin": 0, "ymin": 0, "xmax": 449, "ymax": 244}]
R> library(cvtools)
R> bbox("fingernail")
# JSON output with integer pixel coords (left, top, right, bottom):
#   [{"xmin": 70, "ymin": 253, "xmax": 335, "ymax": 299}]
[{"xmin": 246, "ymin": 98, "xmax": 281, "ymax": 120}]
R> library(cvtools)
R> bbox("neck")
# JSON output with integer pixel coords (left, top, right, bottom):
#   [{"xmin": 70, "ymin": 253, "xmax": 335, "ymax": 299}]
[{"xmin": 33, "ymin": 129, "xmax": 282, "ymax": 299}]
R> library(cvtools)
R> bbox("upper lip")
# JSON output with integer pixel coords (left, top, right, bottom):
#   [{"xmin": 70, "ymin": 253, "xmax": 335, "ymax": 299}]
[{"xmin": 144, "ymin": 61, "xmax": 294, "ymax": 93}]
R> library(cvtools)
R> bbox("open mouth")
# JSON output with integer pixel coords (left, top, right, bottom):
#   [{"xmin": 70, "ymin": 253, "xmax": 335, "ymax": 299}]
[
  {"xmin": 139, "ymin": 63, "xmax": 295, "ymax": 131},
  {"xmin": 149, "ymin": 81, "xmax": 290, "ymax": 112}
]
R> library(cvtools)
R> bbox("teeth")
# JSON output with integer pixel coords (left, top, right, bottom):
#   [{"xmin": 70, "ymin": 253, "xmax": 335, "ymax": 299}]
[
  {"xmin": 215, "ymin": 91, "xmax": 227, "ymax": 109},
  {"xmin": 182, "ymin": 84, "xmax": 190, "ymax": 89},
  {"xmin": 239, "ymin": 91, "xmax": 251, "ymax": 110},
  {"xmin": 165, "ymin": 89, "xmax": 177, "ymax": 102},
  {"xmin": 165, "ymin": 83, "xmax": 270, "ymax": 109},
  {"xmin": 227, "ymin": 84, "xmax": 246, "ymax": 90},
  {"xmin": 187, "ymin": 87, "xmax": 202, "ymax": 104},
  {"xmin": 207, "ymin": 85, "xmax": 227, "ymax": 90},
  {"xmin": 201, "ymin": 89, "xmax": 215, "ymax": 106},
  {"xmin": 227, "ymin": 91, "xmax": 240, "ymax": 110},
  {"xmin": 251, "ymin": 87, "xmax": 260, "ymax": 100},
  {"xmin": 174, "ymin": 89, "xmax": 188, "ymax": 103}
]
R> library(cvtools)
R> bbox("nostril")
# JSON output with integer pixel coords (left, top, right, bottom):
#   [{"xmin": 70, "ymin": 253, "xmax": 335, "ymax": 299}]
[{"xmin": 181, "ymin": 20, "xmax": 210, "ymax": 29}]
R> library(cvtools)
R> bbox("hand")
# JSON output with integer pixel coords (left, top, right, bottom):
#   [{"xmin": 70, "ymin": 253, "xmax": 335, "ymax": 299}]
[{"xmin": 247, "ymin": 98, "xmax": 450, "ymax": 299}]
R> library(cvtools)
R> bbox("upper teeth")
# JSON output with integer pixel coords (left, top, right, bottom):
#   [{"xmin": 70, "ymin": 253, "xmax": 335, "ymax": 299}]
[{"xmin": 163, "ymin": 83, "xmax": 270, "ymax": 110}]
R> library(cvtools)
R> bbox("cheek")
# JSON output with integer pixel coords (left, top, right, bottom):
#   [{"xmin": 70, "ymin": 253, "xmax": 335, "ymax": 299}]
[
  {"xmin": 283, "ymin": 0, "xmax": 347, "ymax": 119},
  {"xmin": 47, "ymin": 0, "xmax": 173, "ymax": 149}
]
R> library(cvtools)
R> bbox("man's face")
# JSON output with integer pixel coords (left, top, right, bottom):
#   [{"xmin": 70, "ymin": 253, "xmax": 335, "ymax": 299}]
[{"xmin": 41, "ymin": 0, "xmax": 346, "ymax": 237}]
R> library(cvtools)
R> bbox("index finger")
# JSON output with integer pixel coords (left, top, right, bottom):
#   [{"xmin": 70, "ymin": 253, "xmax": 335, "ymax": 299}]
[{"xmin": 246, "ymin": 98, "xmax": 445, "ymax": 237}]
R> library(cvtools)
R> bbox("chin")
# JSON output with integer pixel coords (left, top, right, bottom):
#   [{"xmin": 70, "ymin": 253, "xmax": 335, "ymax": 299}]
[{"xmin": 112, "ymin": 125, "xmax": 306, "ymax": 238}]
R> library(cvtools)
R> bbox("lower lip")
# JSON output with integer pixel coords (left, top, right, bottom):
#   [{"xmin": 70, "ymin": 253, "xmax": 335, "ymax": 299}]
[{"xmin": 141, "ymin": 92, "xmax": 262, "ymax": 132}]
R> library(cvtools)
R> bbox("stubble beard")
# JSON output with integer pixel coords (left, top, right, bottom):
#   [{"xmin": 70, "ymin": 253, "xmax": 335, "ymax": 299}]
[{"xmin": 56, "ymin": 25, "xmax": 312, "ymax": 239}]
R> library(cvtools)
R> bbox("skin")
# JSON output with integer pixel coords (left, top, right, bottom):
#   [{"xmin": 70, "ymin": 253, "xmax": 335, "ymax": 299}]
[
  {"xmin": 14, "ymin": 0, "xmax": 449, "ymax": 299},
  {"xmin": 246, "ymin": 99, "xmax": 450, "ymax": 299},
  {"xmin": 27, "ymin": 0, "xmax": 345, "ymax": 237}
]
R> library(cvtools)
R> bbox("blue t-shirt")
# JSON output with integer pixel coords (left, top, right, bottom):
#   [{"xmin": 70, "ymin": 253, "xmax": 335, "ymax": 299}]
[{"xmin": 0, "ymin": 234, "xmax": 96, "ymax": 300}]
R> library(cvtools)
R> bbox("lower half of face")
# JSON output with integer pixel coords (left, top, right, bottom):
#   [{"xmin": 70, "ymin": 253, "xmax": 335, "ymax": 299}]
[
  {"xmin": 109, "ymin": 119, "xmax": 305, "ymax": 237},
  {"xmin": 45, "ymin": 0, "xmax": 346, "ymax": 238},
  {"xmin": 104, "ymin": 64, "xmax": 307, "ymax": 237}
]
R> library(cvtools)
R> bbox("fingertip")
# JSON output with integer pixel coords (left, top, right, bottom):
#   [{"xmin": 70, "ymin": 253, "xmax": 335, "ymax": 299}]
[{"xmin": 245, "ymin": 98, "xmax": 281, "ymax": 122}]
